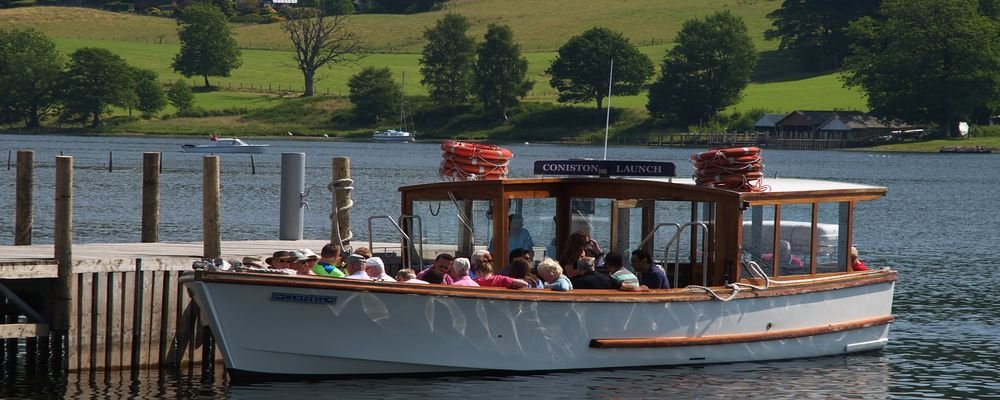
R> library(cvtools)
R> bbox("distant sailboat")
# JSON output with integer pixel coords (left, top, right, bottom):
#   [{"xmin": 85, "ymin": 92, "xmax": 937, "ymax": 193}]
[{"xmin": 373, "ymin": 71, "xmax": 416, "ymax": 142}]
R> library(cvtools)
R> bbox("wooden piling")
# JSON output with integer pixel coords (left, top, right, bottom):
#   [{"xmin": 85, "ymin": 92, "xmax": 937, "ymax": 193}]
[
  {"xmin": 15, "ymin": 150, "xmax": 33, "ymax": 245},
  {"xmin": 53, "ymin": 156, "xmax": 73, "ymax": 333},
  {"xmin": 203, "ymin": 156, "xmax": 221, "ymax": 259},
  {"xmin": 141, "ymin": 153, "xmax": 160, "ymax": 243},
  {"xmin": 331, "ymin": 157, "xmax": 352, "ymax": 248}
]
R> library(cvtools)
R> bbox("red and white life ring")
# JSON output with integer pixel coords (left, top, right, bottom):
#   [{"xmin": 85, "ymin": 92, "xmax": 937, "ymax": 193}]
[
  {"xmin": 439, "ymin": 159, "xmax": 508, "ymax": 180},
  {"xmin": 441, "ymin": 141, "xmax": 513, "ymax": 163},
  {"xmin": 691, "ymin": 147, "xmax": 761, "ymax": 162},
  {"xmin": 691, "ymin": 147, "xmax": 767, "ymax": 192}
]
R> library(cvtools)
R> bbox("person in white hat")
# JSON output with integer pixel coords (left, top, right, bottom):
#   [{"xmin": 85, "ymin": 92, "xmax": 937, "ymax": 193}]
[
  {"xmin": 344, "ymin": 254, "xmax": 371, "ymax": 280},
  {"xmin": 364, "ymin": 257, "xmax": 396, "ymax": 282}
]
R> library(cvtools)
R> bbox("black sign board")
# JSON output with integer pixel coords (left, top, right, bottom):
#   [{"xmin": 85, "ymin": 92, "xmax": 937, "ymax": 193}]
[{"xmin": 533, "ymin": 160, "xmax": 676, "ymax": 177}]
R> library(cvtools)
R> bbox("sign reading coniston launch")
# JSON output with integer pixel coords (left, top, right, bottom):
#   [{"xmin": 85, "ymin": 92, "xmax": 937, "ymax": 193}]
[{"xmin": 533, "ymin": 160, "xmax": 676, "ymax": 177}]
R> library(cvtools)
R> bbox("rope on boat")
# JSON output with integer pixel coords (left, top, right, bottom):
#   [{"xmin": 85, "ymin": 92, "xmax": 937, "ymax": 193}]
[
  {"xmin": 686, "ymin": 261, "xmax": 884, "ymax": 301},
  {"xmin": 328, "ymin": 177, "xmax": 354, "ymax": 251}
]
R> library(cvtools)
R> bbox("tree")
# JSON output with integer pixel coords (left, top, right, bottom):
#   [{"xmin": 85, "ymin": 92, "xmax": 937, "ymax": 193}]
[
  {"xmin": 419, "ymin": 13, "xmax": 476, "ymax": 106},
  {"xmin": 765, "ymin": 0, "xmax": 881, "ymax": 70},
  {"xmin": 133, "ymin": 68, "xmax": 167, "ymax": 118},
  {"xmin": 171, "ymin": 2, "xmax": 243, "ymax": 88},
  {"xmin": 167, "ymin": 80, "xmax": 195, "ymax": 112},
  {"xmin": 547, "ymin": 27, "xmax": 653, "ymax": 109},
  {"xmin": 843, "ymin": 0, "xmax": 1000, "ymax": 137},
  {"xmin": 282, "ymin": 8, "xmax": 366, "ymax": 97},
  {"xmin": 348, "ymin": 66, "xmax": 398, "ymax": 123},
  {"xmin": 60, "ymin": 48, "xmax": 132, "ymax": 127},
  {"xmin": 0, "ymin": 28, "xmax": 64, "ymax": 128},
  {"xmin": 474, "ymin": 24, "xmax": 533, "ymax": 120},
  {"xmin": 647, "ymin": 11, "xmax": 757, "ymax": 125}
]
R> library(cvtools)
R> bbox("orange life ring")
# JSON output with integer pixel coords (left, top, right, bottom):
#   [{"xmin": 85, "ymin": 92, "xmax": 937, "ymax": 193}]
[
  {"xmin": 441, "ymin": 141, "xmax": 513, "ymax": 162},
  {"xmin": 695, "ymin": 171, "xmax": 764, "ymax": 184},
  {"xmin": 691, "ymin": 147, "xmax": 761, "ymax": 162},
  {"xmin": 439, "ymin": 159, "xmax": 508, "ymax": 180},
  {"xmin": 442, "ymin": 153, "xmax": 511, "ymax": 168},
  {"xmin": 693, "ymin": 155, "xmax": 761, "ymax": 169},
  {"xmin": 694, "ymin": 163, "xmax": 763, "ymax": 178}
]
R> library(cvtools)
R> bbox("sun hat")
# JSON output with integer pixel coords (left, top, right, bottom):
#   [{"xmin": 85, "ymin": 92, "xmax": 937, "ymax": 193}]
[
  {"xmin": 298, "ymin": 248, "xmax": 319, "ymax": 259},
  {"xmin": 265, "ymin": 250, "xmax": 292, "ymax": 266},
  {"xmin": 345, "ymin": 253, "xmax": 366, "ymax": 264},
  {"xmin": 364, "ymin": 256, "xmax": 385, "ymax": 271}
]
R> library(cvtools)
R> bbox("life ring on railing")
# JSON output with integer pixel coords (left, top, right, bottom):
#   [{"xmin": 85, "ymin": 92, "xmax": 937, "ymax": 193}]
[
  {"xmin": 695, "ymin": 171, "xmax": 763, "ymax": 184},
  {"xmin": 441, "ymin": 141, "xmax": 513, "ymax": 162},
  {"xmin": 693, "ymin": 155, "xmax": 761, "ymax": 169},
  {"xmin": 442, "ymin": 153, "xmax": 510, "ymax": 168},
  {"xmin": 691, "ymin": 147, "xmax": 761, "ymax": 162},
  {"xmin": 439, "ymin": 159, "xmax": 507, "ymax": 180},
  {"xmin": 694, "ymin": 163, "xmax": 763, "ymax": 178}
]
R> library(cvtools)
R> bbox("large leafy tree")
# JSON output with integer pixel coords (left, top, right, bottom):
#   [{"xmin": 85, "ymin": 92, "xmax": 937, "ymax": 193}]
[
  {"xmin": 547, "ymin": 27, "xmax": 653, "ymax": 109},
  {"xmin": 843, "ymin": 0, "xmax": 1000, "ymax": 137},
  {"xmin": 419, "ymin": 13, "xmax": 476, "ymax": 106},
  {"xmin": 348, "ymin": 66, "xmax": 398, "ymax": 123},
  {"xmin": 647, "ymin": 11, "xmax": 757, "ymax": 125},
  {"xmin": 474, "ymin": 24, "xmax": 533, "ymax": 120},
  {"xmin": 171, "ymin": 2, "xmax": 243, "ymax": 88},
  {"xmin": 60, "ymin": 48, "xmax": 132, "ymax": 127},
  {"xmin": 765, "ymin": 0, "xmax": 881, "ymax": 70},
  {"xmin": 167, "ymin": 80, "xmax": 196, "ymax": 113},
  {"xmin": 283, "ymin": 8, "xmax": 366, "ymax": 97},
  {"xmin": 133, "ymin": 68, "xmax": 168, "ymax": 118},
  {"xmin": 0, "ymin": 28, "xmax": 64, "ymax": 128}
]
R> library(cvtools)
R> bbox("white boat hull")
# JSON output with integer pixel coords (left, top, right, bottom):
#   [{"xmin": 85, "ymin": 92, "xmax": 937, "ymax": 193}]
[
  {"xmin": 184, "ymin": 271, "xmax": 895, "ymax": 377},
  {"xmin": 372, "ymin": 130, "xmax": 415, "ymax": 142}
]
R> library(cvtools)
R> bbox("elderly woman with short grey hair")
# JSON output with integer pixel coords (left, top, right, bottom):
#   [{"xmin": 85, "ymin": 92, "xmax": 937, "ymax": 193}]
[{"xmin": 449, "ymin": 257, "xmax": 479, "ymax": 286}]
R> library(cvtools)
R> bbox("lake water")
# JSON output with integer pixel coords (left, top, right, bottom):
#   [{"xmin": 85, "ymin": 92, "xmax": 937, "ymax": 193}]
[{"xmin": 1, "ymin": 134, "xmax": 998, "ymax": 399}]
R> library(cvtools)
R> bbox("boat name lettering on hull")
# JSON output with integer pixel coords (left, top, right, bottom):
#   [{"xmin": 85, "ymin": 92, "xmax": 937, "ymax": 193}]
[{"xmin": 271, "ymin": 292, "xmax": 337, "ymax": 305}]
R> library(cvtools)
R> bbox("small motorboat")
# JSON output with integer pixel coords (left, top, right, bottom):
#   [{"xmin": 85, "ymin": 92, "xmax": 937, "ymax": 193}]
[
  {"xmin": 372, "ymin": 129, "xmax": 415, "ymax": 142},
  {"xmin": 181, "ymin": 137, "xmax": 268, "ymax": 154}
]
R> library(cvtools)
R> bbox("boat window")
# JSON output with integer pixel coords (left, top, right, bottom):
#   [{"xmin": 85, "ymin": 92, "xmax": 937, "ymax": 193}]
[
  {"xmin": 776, "ymin": 204, "xmax": 814, "ymax": 276},
  {"xmin": 408, "ymin": 199, "xmax": 494, "ymax": 265},
  {"xmin": 566, "ymin": 198, "xmax": 613, "ymax": 262},
  {"xmin": 743, "ymin": 205, "xmax": 780, "ymax": 277},
  {"xmin": 621, "ymin": 200, "xmax": 713, "ymax": 287},
  {"xmin": 493, "ymin": 198, "xmax": 556, "ymax": 263},
  {"xmin": 816, "ymin": 202, "xmax": 849, "ymax": 273}
]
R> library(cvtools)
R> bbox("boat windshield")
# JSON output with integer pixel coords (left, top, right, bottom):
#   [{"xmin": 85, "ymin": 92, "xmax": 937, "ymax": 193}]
[{"xmin": 742, "ymin": 201, "xmax": 851, "ymax": 276}]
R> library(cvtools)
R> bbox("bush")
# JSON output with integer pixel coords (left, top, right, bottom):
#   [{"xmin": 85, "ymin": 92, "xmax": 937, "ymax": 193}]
[
  {"xmin": 230, "ymin": 13, "xmax": 269, "ymax": 23},
  {"xmin": 102, "ymin": 2, "xmax": 134, "ymax": 12}
]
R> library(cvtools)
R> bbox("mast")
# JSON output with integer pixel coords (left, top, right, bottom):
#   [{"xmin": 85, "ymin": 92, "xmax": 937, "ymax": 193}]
[
  {"xmin": 399, "ymin": 71, "xmax": 406, "ymax": 131},
  {"xmin": 603, "ymin": 58, "xmax": 614, "ymax": 160}
]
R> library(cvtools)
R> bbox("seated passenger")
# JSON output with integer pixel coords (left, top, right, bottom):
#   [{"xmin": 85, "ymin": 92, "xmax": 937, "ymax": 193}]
[
  {"xmin": 298, "ymin": 248, "xmax": 320, "ymax": 273},
  {"xmin": 473, "ymin": 261, "xmax": 529, "ymax": 289},
  {"xmin": 395, "ymin": 268, "xmax": 428, "ymax": 284},
  {"xmin": 605, "ymin": 252, "xmax": 639, "ymax": 287},
  {"xmin": 850, "ymin": 246, "xmax": 869, "ymax": 271},
  {"xmin": 285, "ymin": 250, "xmax": 313, "ymax": 275},
  {"xmin": 365, "ymin": 257, "xmax": 396, "ymax": 282},
  {"xmin": 470, "ymin": 250, "xmax": 493, "ymax": 280},
  {"xmin": 449, "ymin": 258, "xmax": 480, "ymax": 286},
  {"xmin": 343, "ymin": 254, "xmax": 371, "ymax": 280},
  {"xmin": 571, "ymin": 256, "xmax": 650, "ymax": 291},
  {"xmin": 506, "ymin": 258, "xmax": 544, "ymax": 289},
  {"xmin": 417, "ymin": 254, "xmax": 456, "ymax": 285},
  {"xmin": 536, "ymin": 258, "xmax": 572, "ymax": 291},
  {"xmin": 312, "ymin": 243, "xmax": 345, "ymax": 277},
  {"xmin": 765, "ymin": 241, "xmax": 805, "ymax": 275},
  {"xmin": 489, "ymin": 214, "xmax": 535, "ymax": 258},
  {"xmin": 499, "ymin": 248, "xmax": 532, "ymax": 276},
  {"xmin": 353, "ymin": 246, "xmax": 374, "ymax": 259},
  {"xmin": 242, "ymin": 256, "xmax": 267, "ymax": 269},
  {"xmin": 265, "ymin": 250, "xmax": 293, "ymax": 269},
  {"xmin": 630, "ymin": 249, "xmax": 668, "ymax": 289},
  {"xmin": 559, "ymin": 230, "xmax": 604, "ymax": 273},
  {"xmin": 422, "ymin": 268, "xmax": 446, "ymax": 284}
]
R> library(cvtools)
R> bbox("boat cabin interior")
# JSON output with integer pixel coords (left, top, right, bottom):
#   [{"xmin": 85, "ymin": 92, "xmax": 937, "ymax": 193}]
[{"xmin": 388, "ymin": 177, "xmax": 887, "ymax": 287}]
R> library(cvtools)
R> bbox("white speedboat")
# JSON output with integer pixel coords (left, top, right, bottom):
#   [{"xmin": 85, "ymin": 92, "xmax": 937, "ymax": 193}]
[
  {"xmin": 181, "ymin": 137, "xmax": 268, "ymax": 154},
  {"xmin": 183, "ymin": 158, "xmax": 895, "ymax": 379},
  {"xmin": 372, "ymin": 129, "xmax": 415, "ymax": 142}
]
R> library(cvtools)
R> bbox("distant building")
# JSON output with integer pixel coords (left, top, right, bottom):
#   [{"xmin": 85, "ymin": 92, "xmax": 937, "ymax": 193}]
[{"xmin": 755, "ymin": 110, "xmax": 917, "ymax": 149}]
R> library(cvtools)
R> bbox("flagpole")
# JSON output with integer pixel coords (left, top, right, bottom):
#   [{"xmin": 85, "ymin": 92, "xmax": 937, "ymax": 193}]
[{"xmin": 603, "ymin": 58, "xmax": 614, "ymax": 160}]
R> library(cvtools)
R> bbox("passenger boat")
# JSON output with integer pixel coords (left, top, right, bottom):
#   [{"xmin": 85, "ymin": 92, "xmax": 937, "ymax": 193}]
[
  {"xmin": 372, "ymin": 129, "xmax": 415, "ymax": 142},
  {"xmin": 181, "ymin": 137, "xmax": 268, "ymax": 154},
  {"xmin": 183, "ymin": 158, "xmax": 896, "ymax": 379}
]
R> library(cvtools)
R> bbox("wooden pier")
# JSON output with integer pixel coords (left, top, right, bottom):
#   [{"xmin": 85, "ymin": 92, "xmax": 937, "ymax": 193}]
[{"xmin": 0, "ymin": 151, "xmax": 360, "ymax": 375}]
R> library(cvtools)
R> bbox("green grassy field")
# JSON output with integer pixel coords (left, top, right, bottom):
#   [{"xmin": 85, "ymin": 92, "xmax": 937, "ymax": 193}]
[{"xmin": 0, "ymin": 3, "xmax": 875, "ymax": 138}]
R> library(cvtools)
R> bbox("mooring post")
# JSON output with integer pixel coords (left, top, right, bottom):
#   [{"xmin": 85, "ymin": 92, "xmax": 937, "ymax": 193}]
[
  {"xmin": 142, "ymin": 152, "xmax": 160, "ymax": 243},
  {"xmin": 15, "ymin": 150, "xmax": 34, "ymax": 245},
  {"xmin": 279, "ymin": 153, "xmax": 306, "ymax": 240},
  {"xmin": 331, "ymin": 157, "xmax": 352, "ymax": 248},
  {"xmin": 203, "ymin": 156, "xmax": 221, "ymax": 259},
  {"xmin": 53, "ymin": 156, "xmax": 73, "ymax": 335}
]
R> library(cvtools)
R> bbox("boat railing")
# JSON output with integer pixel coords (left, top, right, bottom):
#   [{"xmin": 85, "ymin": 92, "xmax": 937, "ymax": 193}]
[
  {"xmin": 661, "ymin": 222, "xmax": 710, "ymax": 288},
  {"xmin": 368, "ymin": 215, "xmax": 424, "ymax": 270}
]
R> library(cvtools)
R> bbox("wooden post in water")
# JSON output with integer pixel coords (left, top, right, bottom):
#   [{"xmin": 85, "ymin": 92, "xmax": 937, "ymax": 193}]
[
  {"xmin": 142, "ymin": 153, "xmax": 160, "ymax": 243},
  {"xmin": 331, "ymin": 157, "xmax": 352, "ymax": 248},
  {"xmin": 53, "ymin": 156, "xmax": 73, "ymax": 334},
  {"xmin": 15, "ymin": 150, "xmax": 33, "ymax": 245},
  {"xmin": 203, "ymin": 156, "xmax": 221, "ymax": 259}
]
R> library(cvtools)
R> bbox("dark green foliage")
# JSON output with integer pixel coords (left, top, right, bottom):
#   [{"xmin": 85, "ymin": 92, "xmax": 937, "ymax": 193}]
[
  {"xmin": 842, "ymin": 0, "xmax": 1000, "ymax": 137},
  {"xmin": 547, "ymin": 27, "xmax": 653, "ymax": 109},
  {"xmin": 319, "ymin": 0, "xmax": 354, "ymax": 15},
  {"xmin": 647, "ymin": 11, "xmax": 757, "ymax": 125},
  {"xmin": 102, "ymin": 2, "xmax": 134, "ymax": 12},
  {"xmin": 60, "ymin": 47, "xmax": 132, "ymax": 127},
  {"xmin": 0, "ymin": 28, "xmax": 64, "ymax": 128},
  {"xmin": 348, "ymin": 66, "xmax": 397, "ymax": 123},
  {"xmin": 211, "ymin": 0, "xmax": 237, "ymax": 17},
  {"xmin": 167, "ymin": 80, "xmax": 195, "ymax": 112},
  {"xmin": 133, "ymin": 68, "xmax": 167, "ymax": 118},
  {"xmin": 171, "ymin": 2, "xmax": 243, "ymax": 88},
  {"xmin": 474, "ymin": 24, "xmax": 533, "ymax": 119},
  {"xmin": 356, "ymin": 0, "xmax": 444, "ymax": 14},
  {"xmin": 765, "ymin": 0, "xmax": 880, "ymax": 71},
  {"xmin": 419, "ymin": 13, "xmax": 476, "ymax": 107}
]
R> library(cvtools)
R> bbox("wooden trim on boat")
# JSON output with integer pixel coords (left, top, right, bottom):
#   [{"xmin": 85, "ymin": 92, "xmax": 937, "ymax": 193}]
[
  {"xmin": 589, "ymin": 315, "xmax": 895, "ymax": 349},
  {"xmin": 187, "ymin": 269, "xmax": 896, "ymax": 303}
]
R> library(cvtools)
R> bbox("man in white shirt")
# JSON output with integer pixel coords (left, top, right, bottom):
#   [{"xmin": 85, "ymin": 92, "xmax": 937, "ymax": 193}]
[
  {"xmin": 344, "ymin": 254, "xmax": 371, "ymax": 280},
  {"xmin": 365, "ymin": 257, "xmax": 396, "ymax": 282}
]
